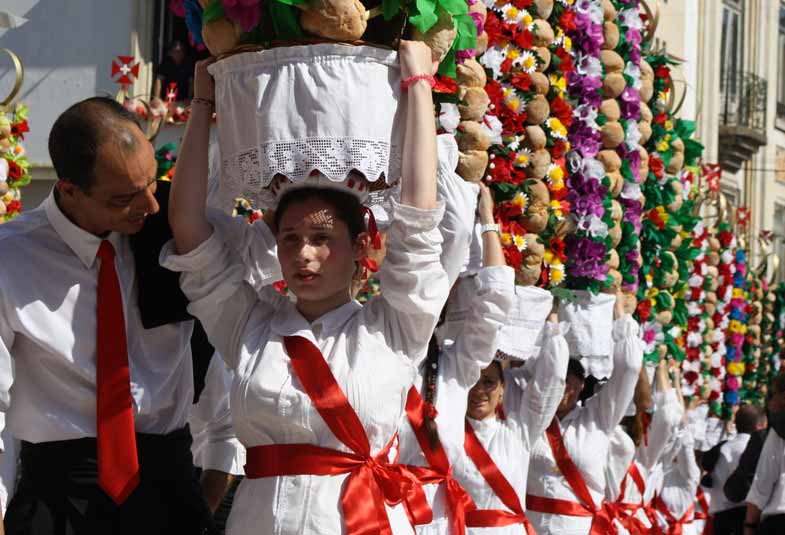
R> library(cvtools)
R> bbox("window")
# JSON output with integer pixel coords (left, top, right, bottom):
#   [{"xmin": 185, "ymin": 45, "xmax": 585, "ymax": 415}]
[
  {"xmin": 721, "ymin": 0, "xmax": 744, "ymax": 94},
  {"xmin": 774, "ymin": 205, "xmax": 785, "ymax": 280},
  {"xmin": 779, "ymin": 5, "xmax": 785, "ymax": 117}
]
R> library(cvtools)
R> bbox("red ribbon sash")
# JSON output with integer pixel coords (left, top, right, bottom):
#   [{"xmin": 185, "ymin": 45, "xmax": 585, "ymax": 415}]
[
  {"xmin": 614, "ymin": 462, "xmax": 649, "ymax": 535},
  {"xmin": 653, "ymin": 495, "xmax": 694, "ymax": 535},
  {"xmin": 463, "ymin": 419, "xmax": 535, "ymax": 535},
  {"xmin": 403, "ymin": 387, "xmax": 476, "ymax": 535},
  {"xmin": 694, "ymin": 487, "xmax": 713, "ymax": 535},
  {"xmin": 243, "ymin": 335, "xmax": 421, "ymax": 535},
  {"xmin": 526, "ymin": 418, "xmax": 615, "ymax": 535}
]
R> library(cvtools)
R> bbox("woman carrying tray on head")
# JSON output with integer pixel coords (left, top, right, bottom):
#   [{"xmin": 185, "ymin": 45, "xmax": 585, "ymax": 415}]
[{"xmin": 162, "ymin": 41, "xmax": 449, "ymax": 535}]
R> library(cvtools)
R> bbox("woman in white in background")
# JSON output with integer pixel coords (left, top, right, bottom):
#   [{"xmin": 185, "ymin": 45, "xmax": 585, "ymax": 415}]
[
  {"xmin": 163, "ymin": 41, "xmax": 451, "ymax": 535},
  {"xmin": 651, "ymin": 366, "xmax": 702, "ymax": 535},
  {"xmin": 525, "ymin": 295, "xmax": 643, "ymax": 535},
  {"xmin": 605, "ymin": 359, "xmax": 684, "ymax": 535},
  {"xmin": 397, "ymin": 181, "xmax": 516, "ymax": 535}
]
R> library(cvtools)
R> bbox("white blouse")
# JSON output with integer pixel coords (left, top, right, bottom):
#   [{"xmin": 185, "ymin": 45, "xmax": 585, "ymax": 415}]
[
  {"xmin": 747, "ymin": 429, "xmax": 785, "ymax": 520},
  {"xmin": 656, "ymin": 425, "xmax": 701, "ymax": 535},
  {"xmin": 527, "ymin": 316, "xmax": 643, "ymax": 535},
  {"xmin": 397, "ymin": 265, "xmax": 516, "ymax": 535},
  {"xmin": 450, "ymin": 324, "xmax": 569, "ymax": 535},
  {"xmin": 161, "ymin": 199, "xmax": 449, "ymax": 535}
]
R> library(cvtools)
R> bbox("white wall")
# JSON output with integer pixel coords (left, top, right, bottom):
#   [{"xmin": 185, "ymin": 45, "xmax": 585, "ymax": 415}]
[{"xmin": 0, "ymin": 0, "xmax": 139, "ymax": 209}]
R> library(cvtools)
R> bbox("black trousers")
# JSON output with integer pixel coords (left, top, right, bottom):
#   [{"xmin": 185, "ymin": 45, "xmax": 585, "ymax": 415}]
[
  {"xmin": 758, "ymin": 514, "xmax": 785, "ymax": 534},
  {"xmin": 5, "ymin": 427, "xmax": 215, "ymax": 535},
  {"xmin": 713, "ymin": 506, "xmax": 746, "ymax": 535}
]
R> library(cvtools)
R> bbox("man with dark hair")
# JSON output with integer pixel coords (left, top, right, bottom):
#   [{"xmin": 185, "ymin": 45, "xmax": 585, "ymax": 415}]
[
  {"xmin": 153, "ymin": 41, "xmax": 194, "ymax": 103},
  {"xmin": 0, "ymin": 97, "xmax": 236, "ymax": 534},
  {"xmin": 706, "ymin": 405, "xmax": 767, "ymax": 535},
  {"xmin": 743, "ymin": 370, "xmax": 785, "ymax": 535}
]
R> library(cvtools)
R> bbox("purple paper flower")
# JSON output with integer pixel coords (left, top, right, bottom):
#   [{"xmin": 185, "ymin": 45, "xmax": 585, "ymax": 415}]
[{"xmin": 222, "ymin": 0, "xmax": 261, "ymax": 32}]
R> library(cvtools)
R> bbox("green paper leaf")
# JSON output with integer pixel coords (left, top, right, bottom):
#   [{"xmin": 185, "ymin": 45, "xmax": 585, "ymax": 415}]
[{"xmin": 409, "ymin": 0, "xmax": 439, "ymax": 33}]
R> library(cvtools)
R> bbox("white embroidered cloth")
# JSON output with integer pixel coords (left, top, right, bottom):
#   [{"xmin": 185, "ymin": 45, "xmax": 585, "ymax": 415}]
[
  {"xmin": 495, "ymin": 285, "xmax": 554, "ymax": 361},
  {"xmin": 558, "ymin": 291, "xmax": 616, "ymax": 375},
  {"xmin": 208, "ymin": 43, "xmax": 405, "ymax": 207}
]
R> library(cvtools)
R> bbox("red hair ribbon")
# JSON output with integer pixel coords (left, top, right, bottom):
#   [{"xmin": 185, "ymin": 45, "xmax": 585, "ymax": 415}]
[{"xmin": 363, "ymin": 206, "xmax": 382, "ymax": 250}]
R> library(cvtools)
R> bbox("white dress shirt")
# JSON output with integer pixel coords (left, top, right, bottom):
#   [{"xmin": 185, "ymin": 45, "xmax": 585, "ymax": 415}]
[
  {"xmin": 657, "ymin": 425, "xmax": 701, "ymax": 535},
  {"xmin": 526, "ymin": 316, "xmax": 643, "ymax": 535},
  {"xmin": 746, "ymin": 430, "xmax": 785, "ymax": 520},
  {"xmin": 189, "ymin": 352, "xmax": 246, "ymax": 475},
  {"xmin": 0, "ymin": 193, "xmax": 212, "ymax": 448},
  {"xmin": 708, "ymin": 432, "xmax": 751, "ymax": 513},
  {"xmin": 161, "ymin": 199, "xmax": 449, "ymax": 535}
]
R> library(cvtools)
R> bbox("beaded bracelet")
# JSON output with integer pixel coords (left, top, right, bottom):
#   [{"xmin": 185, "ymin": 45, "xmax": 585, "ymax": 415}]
[
  {"xmin": 191, "ymin": 97, "xmax": 215, "ymax": 108},
  {"xmin": 400, "ymin": 74, "xmax": 436, "ymax": 92}
]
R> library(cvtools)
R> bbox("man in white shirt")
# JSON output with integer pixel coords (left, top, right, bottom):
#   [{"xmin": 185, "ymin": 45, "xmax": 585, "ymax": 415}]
[
  {"xmin": 745, "ymin": 370, "xmax": 785, "ymax": 535},
  {"xmin": 707, "ymin": 405, "xmax": 767, "ymax": 535},
  {"xmin": 0, "ymin": 97, "xmax": 235, "ymax": 534}
]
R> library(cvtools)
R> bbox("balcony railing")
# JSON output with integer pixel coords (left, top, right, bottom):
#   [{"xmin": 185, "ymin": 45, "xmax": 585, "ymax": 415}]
[{"xmin": 720, "ymin": 70, "xmax": 768, "ymax": 132}]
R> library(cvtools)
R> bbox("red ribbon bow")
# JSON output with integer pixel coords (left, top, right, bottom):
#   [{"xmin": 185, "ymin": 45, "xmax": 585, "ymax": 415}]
[
  {"xmin": 653, "ymin": 495, "xmax": 694, "ymax": 535},
  {"xmin": 403, "ymin": 387, "xmax": 477, "ymax": 535},
  {"xmin": 243, "ymin": 336, "xmax": 423, "ymax": 535}
]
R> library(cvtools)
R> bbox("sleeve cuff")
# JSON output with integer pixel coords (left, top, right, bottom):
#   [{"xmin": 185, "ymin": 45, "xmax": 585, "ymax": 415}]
[
  {"xmin": 201, "ymin": 439, "xmax": 247, "ymax": 476},
  {"xmin": 390, "ymin": 198, "xmax": 446, "ymax": 232},
  {"xmin": 159, "ymin": 226, "xmax": 223, "ymax": 273},
  {"xmin": 475, "ymin": 265, "xmax": 515, "ymax": 294},
  {"xmin": 612, "ymin": 314, "xmax": 640, "ymax": 340}
]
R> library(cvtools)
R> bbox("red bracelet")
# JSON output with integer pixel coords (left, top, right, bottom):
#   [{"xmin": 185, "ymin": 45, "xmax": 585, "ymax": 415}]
[{"xmin": 400, "ymin": 74, "xmax": 436, "ymax": 92}]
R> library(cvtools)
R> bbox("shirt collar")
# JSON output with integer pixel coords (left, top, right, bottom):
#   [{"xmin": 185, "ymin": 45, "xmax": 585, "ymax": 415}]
[
  {"xmin": 270, "ymin": 298, "xmax": 362, "ymax": 339},
  {"xmin": 44, "ymin": 191, "xmax": 121, "ymax": 269}
]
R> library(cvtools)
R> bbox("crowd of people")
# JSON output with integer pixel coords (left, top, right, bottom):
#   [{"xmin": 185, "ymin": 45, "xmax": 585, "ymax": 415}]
[{"xmin": 0, "ymin": 40, "xmax": 782, "ymax": 535}]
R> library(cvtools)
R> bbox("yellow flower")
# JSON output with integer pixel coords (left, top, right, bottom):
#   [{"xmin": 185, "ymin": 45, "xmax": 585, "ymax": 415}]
[
  {"xmin": 732, "ymin": 288, "xmax": 743, "ymax": 299},
  {"xmin": 550, "ymin": 199, "xmax": 564, "ymax": 218},
  {"xmin": 656, "ymin": 139, "xmax": 669, "ymax": 152},
  {"xmin": 512, "ymin": 192, "xmax": 529, "ymax": 211},
  {"xmin": 513, "ymin": 234, "xmax": 527, "ymax": 252},
  {"xmin": 727, "ymin": 361, "xmax": 745, "ymax": 376},
  {"xmin": 521, "ymin": 10, "xmax": 533, "ymax": 28},
  {"xmin": 514, "ymin": 148, "xmax": 532, "ymax": 167},
  {"xmin": 729, "ymin": 320, "xmax": 742, "ymax": 333},
  {"xmin": 502, "ymin": 5, "xmax": 520, "ymax": 23},
  {"xmin": 519, "ymin": 50, "xmax": 537, "ymax": 74},
  {"xmin": 655, "ymin": 206, "xmax": 670, "ymax": 224},
  {"xmin": 501, "ymin": 232, "xmax": 513, "ymax": 247},
  {"xmin": 506, "ymin": 96, "xmax": 522, "ymax": 112},
  {"xmin": 546, "ymin": 117, "xmax": 568, "ymax": 139},
  {"xmin": 2, "ymin": 192, "xmax": 12, "ymax": 203},
  {"xmin": 506, "ymin": 47, "xmax": 521, "ymax": 61},
  {"xmin": 549, "ymin": 74, "xmax": 567, "ymax": 95},
  {"xmin": 664, "ymin": 120, "xmax": 673, "ymax": 131},
  {"xmin": 563, "ymin": 35, "xmax": 572, "ymax": 52},
  {"xmin": 546, "ymin": 163, "xmax": 565, "ymax": 183},
  {"xmin": 549, "ymin": 264, "xmax": 565, "ymax": 284}
]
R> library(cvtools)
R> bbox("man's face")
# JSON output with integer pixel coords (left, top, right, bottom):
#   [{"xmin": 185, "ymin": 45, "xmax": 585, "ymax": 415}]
[
  {"xmin": 57, "ymin": 126, "xmax": 159, "ymax": 236},
  {"xmin": 170, "ymin": 46, "xmax": 186, "ymax": 65},
  {"xmin": 557, "ymin": 374, "xmax": 584, "ymax": 416}
]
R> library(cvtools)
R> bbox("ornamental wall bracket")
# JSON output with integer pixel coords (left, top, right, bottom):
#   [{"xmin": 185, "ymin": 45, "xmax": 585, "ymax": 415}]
[{"xmin": 0, "ymin": 48, "xmax": 23, "ymax": 113}]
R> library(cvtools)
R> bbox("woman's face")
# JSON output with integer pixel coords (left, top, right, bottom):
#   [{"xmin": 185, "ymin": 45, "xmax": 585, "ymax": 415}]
[
  {"xmin": 467, "ymin": 363, "xmax": 505, "ymax": 421},
  {"xmin": 276, "ymin": 198, "xmax": 363, "ymax": 309}
]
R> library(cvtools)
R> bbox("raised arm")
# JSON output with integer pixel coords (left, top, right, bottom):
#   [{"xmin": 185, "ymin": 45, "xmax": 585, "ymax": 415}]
[
  {"xmin": 637, "ymin": 360, "xmax": 683, "ymax": 471},
  {"xmin": 586, "ymin": 293, "xmax": 643, "ymax": 432},
  {"xmin": 504, "ymin": 311, "xmax": 569, "ymax": 448},
  {"xmin": 398, "ymin": 41, "xmax": 438, "ymax": 210},
  {"xmin": 169, "ymin": 58, "xmax": 215, "ymax": 254}
]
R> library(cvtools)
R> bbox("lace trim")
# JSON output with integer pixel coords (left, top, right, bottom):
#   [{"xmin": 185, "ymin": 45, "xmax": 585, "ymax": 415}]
[{"xmin": 221, "ymin": 136, "xmax": 401, "ymax": 192}]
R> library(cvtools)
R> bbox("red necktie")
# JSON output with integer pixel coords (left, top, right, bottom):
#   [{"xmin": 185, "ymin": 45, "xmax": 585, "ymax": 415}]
[{"xmin": 96, "ymin": 240, "xmax": 139, "ymax": 504}]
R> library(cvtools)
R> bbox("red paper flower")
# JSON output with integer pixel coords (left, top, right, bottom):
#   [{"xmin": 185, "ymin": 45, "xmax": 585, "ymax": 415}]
[
  {"xmin": 433, "ymin": 75, "xmax": 458, "ymax": 94},
  {"xmin": 559, "ymin": 10, "xmax": 577, "ymax": 33},
  {"xmin": 637, "ymin": 299, "xmax": 652, "ymax": 322},
  {"xmin": 649, "ymin": 154, "xmax": 664, "ymax": 179},
  {"xmin": 11, "ymin": 119, "xmax": 29, "ymax": 140},
  {"xmin": 511, "ymin": 73, "xmax": 532, "ymax": 92},
  {"xmin": 6, "ymin": 159, "xmax": 22, "ymax": 182},
  {"xmin": 653, "ymin": 113, "xmax": 668, "ymax": 125},
  {"xmin": 514, "ymin": 29, "xmax": 534, "ymax": 50},
  {"xmin": 550, "ymin": 97, "xmax": 573, "ymax": 127},
  {"xmin": 504, "ymin": 245, "xmax": 523, "ymax": 271},
  {"xmin": 655, "ymin": 65, "xmax": 671, "ymax": 79},
  {"xmin": 551, "ymin": 139, "xmax": 568, "ymax": 159},
  {"xmin": 6, "ymin": 200, "xmax": 20, "ymax": 214}
]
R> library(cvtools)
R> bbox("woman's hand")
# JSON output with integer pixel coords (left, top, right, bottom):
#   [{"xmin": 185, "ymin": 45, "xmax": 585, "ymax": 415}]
[
  {"xmin": 194, "ymin": 57, "xmax": 216, "ymax": 102},
  {"xmin": 477, "ymin": 183, "xmax": 495, "ymax": 225},
  {"xmin": 398, "ymin": 40, "xmax": 438, "ymax": 81}
]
